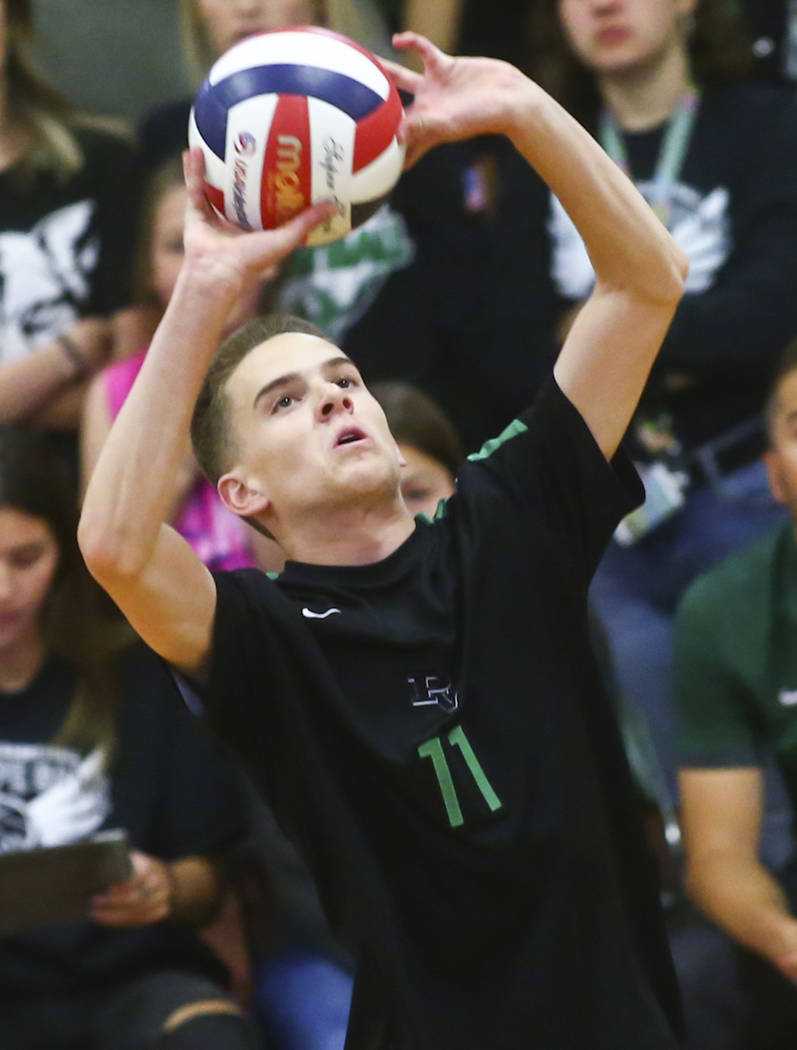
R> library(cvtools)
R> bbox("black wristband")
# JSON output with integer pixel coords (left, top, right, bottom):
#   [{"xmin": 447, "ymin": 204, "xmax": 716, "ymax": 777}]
[{"xmin": 56, "ymin": 333, "xmax": 87, "ymax": 379}]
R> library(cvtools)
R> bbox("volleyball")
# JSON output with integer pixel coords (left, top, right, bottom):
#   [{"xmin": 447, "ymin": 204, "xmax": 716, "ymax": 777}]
[{"xmin": 188, "ymin": 27, "xmax": 406, "ymax": 246}]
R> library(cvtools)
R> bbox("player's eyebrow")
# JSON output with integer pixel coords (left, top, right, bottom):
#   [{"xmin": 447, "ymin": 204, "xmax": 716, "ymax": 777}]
[{"xmin": 252, "ymin": 356, "xmax": 354, "ymax": 409}]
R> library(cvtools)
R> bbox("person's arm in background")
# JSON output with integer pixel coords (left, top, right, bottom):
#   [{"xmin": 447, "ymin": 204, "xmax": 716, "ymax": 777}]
[
  {"xmin": 91, "ymin": 849, "xmax": 224, "ymax": 927},
  {"xmin": 388, "ymin": 33, "xmax": 688, "ymax": 461},
  {"xmin": 674, "ymin": 562, "xmax": 797, "ymax": 982},
  {"xmin": 0, "ymin": 317, "xmax": 110, "ymax": 428},
  {"xmin": 680, "ymin": 766, "xmax": 797, "ymax": 982}
]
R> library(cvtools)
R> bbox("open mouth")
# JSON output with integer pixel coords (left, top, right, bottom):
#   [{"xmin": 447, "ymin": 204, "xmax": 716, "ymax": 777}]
[{"xmin": 335, "ymin": 426, "xmax": 366, "ymax": 447}]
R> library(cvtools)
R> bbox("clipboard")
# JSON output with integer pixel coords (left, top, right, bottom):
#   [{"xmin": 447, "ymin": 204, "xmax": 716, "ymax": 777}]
[{"xmin": 0, "ymin": 828, "xmax": 133, "ymax": 933}]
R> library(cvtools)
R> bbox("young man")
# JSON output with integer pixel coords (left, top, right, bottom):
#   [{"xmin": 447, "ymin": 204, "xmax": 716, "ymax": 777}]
[
  {"xmin": 79, "ymin": 33, "xmax": 688, "ymax": 1050},
  {"xmin": 676, "ymin": 342, "xmax": 797, "ymax": 1050}
]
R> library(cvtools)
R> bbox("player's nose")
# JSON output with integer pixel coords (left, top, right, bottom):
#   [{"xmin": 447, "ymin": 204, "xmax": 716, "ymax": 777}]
[{"xmin": 318, "ymin": 383, "xmax": 353, "ymax": 419}]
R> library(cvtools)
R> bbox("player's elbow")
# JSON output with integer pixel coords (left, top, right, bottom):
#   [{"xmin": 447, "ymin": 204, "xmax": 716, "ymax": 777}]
[
  {"xmin": 77, "ymin": 506, "xmax": 148, "ymax": 586},
  {"xmin": 648, "ymin": 240, "xmax": 688, "ymax": 307}
]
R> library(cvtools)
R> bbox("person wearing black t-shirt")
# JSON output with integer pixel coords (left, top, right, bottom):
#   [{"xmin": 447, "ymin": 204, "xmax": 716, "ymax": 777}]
[
  {"xmin": 80, "ymin": 32, "xmax": 688, "ymax": 1050},
  {"xmin": 0, "ymin": 427, "xmax": 258, "ymax": 1049}
]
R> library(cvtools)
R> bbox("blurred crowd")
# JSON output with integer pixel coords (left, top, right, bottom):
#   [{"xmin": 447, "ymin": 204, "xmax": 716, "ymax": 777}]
[{"xmin": 2, "ymin": 0, "xmax": 797, "ymax": 1047}]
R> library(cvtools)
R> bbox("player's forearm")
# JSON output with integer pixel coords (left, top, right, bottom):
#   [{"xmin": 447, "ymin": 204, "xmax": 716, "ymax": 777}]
[
  {"xmin": 79, "ymin": 263, "xmax": 238, "ymax": 579},
  {"xmin": 685, "ymin": 851, "xmax": 797, "ymax": 965},
  {"xmin": 504, "ymin": 80, "xmax": 687, "ymax": 304}
]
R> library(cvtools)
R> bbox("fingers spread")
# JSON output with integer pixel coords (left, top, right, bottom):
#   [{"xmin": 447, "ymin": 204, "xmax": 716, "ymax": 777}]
[
  {"xmin": 378, "ymin": 56, "xmax": 420, "ymax": 95},
  {"xmin": 392, "ymin": 31, "xmax": 444, "ymax": 70}
]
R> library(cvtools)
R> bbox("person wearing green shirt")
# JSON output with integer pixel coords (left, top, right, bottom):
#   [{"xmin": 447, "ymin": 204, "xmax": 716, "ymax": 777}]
[{"xmin": 676, "ymin": 339, "xmax": 797, "ymax": 1050}]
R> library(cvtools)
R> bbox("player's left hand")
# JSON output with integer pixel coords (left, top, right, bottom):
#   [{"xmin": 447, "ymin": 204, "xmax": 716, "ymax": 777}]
[
  {"xmin": 90, "ymin": 849, "xmax": 172, "ymax": 927},
  {"xmin": 381, "ymin": 33, "xmax": 527, "ymax": 168}
]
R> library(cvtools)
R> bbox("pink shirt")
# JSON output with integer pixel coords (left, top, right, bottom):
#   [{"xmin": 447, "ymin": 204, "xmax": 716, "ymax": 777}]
[{"xmin": 103, "ymin": 350, "xmax": 256, "ymax": 571}]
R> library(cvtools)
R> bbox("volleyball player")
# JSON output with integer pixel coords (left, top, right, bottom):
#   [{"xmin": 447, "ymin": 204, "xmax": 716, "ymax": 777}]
[{"xmin": 79, "ymin": 33, "xmax": 688, "ymax": 1050}]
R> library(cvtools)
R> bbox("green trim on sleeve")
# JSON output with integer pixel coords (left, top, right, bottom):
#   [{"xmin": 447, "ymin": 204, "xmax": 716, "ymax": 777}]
[{"xmin": 467, "ymin": 419, "xmax": 528, "ymax": 463}]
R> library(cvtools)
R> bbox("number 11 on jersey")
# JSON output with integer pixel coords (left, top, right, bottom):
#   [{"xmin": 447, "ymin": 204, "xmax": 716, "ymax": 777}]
[{"xmin": 418, "ymin": 725, "xmax": 502, "ymax": 828}]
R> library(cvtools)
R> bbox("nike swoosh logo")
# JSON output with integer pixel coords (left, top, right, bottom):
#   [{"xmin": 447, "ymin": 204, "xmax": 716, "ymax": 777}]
[{"xmin": 302, "ymin": 607, "xmax": 341, "ymax": 619}]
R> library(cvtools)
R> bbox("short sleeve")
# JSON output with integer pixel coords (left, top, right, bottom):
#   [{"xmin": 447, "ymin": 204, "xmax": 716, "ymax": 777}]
[
  {"xmin": 453, "ymin": 375, "xmax": 644, "ymax": 584},
  {"xmin": 673, "ymin": 579, "xmax": 762, "ymax": 768}
]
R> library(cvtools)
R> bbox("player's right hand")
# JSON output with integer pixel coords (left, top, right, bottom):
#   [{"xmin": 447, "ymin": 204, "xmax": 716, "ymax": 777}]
[{"xmin": 181, "ymin": 148, "xmax": 336, "ymax": 293}]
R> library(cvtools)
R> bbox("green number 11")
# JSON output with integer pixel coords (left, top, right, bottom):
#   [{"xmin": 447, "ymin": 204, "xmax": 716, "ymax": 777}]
[{"xmin": 417, "ymin": 725, "xmax": 502, "ymax": 828}]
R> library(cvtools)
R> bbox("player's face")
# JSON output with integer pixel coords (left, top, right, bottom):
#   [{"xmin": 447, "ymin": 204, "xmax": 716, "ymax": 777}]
[
  {"xmin": 220, "ymin": 333, "xmax": 404, "ymax": 529},
  {"xmin": 398, "ymin": 444, "xmax": 455, "ymax": 519},
  {"xmin": 557, "ymin": 0, "xmax": 694, "ymax": 78},
  {"xmin": 196, "ymin": 0, "xmax": 323, "ymax": 57},
  {"xmin": 0, "ymin": 508, "xmax": 59, "ymax": 655},
  {"xmin": 765, "ymin": 370, "xmax": 797, "ymax": 523}
]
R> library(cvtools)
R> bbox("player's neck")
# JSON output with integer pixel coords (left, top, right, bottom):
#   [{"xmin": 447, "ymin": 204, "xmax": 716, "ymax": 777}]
[
  {"xmin": 0, "ymin": 627, "xmax": 46, "ymax": 694},
  {"xmin": 279, "ymin": 501, "xmax": 416, "ymax": 567},
  {"xmin": 598, "ymin": 42, "xmax": 691, "ymax": 131}
]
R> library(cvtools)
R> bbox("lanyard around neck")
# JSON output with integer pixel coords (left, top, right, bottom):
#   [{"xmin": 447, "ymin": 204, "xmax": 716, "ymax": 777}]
[{"xmin": 598, "ymin": 86, "xmax": 700, "ymax": 226}]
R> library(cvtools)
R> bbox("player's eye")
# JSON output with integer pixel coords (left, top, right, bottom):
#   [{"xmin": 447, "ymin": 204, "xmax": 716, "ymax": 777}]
[
  {"xmin": 273, "ymin": 394, "xmax": 294, "ymax": 412},
  {"xmin": 336, "ymin": 376, "xmax": 353, "ymax": 388}
]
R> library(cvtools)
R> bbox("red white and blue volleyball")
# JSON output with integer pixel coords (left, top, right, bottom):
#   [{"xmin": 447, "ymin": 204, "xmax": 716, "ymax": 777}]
[{"xmin": 188, "ymin": 27, "xmax": 406, "ymax": 246}]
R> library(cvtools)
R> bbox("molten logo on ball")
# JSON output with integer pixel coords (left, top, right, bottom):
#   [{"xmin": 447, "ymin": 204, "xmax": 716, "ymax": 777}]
[
  {"xmin": 270, "ymin": 135, "xmax": 305, "ymax": 223},
  {"xmin": 188, "ymin": 27, "xmax": 406, "ymax": 243}
]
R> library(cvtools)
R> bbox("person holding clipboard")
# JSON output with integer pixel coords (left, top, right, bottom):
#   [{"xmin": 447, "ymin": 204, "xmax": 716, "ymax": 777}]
[{"xmin": 0, "ymin": 426, "xmax": 257, "ymax": 1049}]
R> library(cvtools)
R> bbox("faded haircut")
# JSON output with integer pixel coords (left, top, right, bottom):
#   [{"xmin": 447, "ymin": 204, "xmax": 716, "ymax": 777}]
[{"xmin": 190, "ymin": 313, "xmax": 329, "ymax": 488}]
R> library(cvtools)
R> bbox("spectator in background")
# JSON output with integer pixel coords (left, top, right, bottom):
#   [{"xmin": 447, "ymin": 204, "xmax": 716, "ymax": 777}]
[
  {"xmin": 0, "ymin": 425, "xmax": 258, "ymax": 1050},
  {"xmin": 370, "ymin": 379, "xmax": 462, "ymax": 516},
  {"xmin": 0, "ymin": 0, "xmax": 141, "ymax": 443},
  {"xmin": 675, "ymin": 340, "xmax": 797, "ymax": 1050},
  {"xmin": 527, "ymin": 0, "xmax": 797, "ymax": 801},
  {"xmin": 81, "ymin": 153, "xmax": 272, "ymax": 573}
]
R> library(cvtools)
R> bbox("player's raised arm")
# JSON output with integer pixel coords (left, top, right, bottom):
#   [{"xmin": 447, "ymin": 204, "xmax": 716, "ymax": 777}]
[
  {"xmin": 387, "ymin": 33, "xmax": 688, "ymax": 459},
  {"xmin": 78, "ymin": 151, "xmax": 335, "ymax": 674}
]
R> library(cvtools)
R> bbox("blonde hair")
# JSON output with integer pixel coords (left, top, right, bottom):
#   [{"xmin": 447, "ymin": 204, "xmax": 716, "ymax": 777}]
[
  {"xmin": 7, "ymin": 0, "xmax": 132, "ymax": 182},
  {"xmin": 178, "ymin": 0, "xmax": 373, "ymax": 86}
]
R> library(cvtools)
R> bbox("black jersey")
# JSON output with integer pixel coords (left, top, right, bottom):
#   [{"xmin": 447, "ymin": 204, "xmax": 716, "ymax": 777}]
[{"xmin": 205, "ymin": 377, "xmax": 683, "ymax": 1050}]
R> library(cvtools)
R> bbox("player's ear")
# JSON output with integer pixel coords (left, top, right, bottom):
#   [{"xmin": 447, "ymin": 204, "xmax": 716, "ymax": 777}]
[
  {"xmin": 763, "ymin": 449, "xmax": 786, "ymax": 505},
  {"xmin": 217, "ymin": 471, "xmax": 270, "ymax": 518}
]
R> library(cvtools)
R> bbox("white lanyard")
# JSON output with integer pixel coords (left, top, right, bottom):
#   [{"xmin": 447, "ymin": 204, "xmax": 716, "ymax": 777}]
[{"xmin": 599, "ymin": 87, "xmax": 700, "ymax": 227}]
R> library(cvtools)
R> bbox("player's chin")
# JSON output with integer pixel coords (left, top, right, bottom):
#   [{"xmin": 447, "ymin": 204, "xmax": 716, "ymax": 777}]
[{"xmin": 338, "ymin": 457, "xmax": 397, "ymax": 495}]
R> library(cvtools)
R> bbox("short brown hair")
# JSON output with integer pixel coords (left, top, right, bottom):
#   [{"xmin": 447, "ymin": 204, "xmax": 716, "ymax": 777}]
[{"xmin": 190, "ymin": 313, "xmax": 328, "ymax": 486}]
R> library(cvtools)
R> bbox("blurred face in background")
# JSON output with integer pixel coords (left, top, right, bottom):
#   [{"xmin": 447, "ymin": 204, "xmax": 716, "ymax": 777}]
[
  {"xmin": 765, "ymin": 368, "xmax": 797, "ymax": 524},
  {"xmin": 195, "ymin": 0, "xmax": 324, "ymax": 57},
  {"xmin": 148, "ymin": 179, "xmax": 264, "ymax": 332},
  {"xmin": 557, "ymin": 0, "xmax": 694, "ymax": 77},
  {"xmin": 149, "ymin": 182, "xmax": 186, "ymax": 309},
  {"xmin": 0, "ymin": 508, "xmax": 58, "ymax": 656},
  {"xmin": 398, "ymin": 444, "xmax": 455, "ymax": 519}
]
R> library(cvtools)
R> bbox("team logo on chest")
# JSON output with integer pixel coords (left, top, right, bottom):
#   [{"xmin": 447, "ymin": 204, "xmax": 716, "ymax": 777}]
[{"xmin": 408, "ymin": 675, "xmax": 459, "ymax": 713}]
